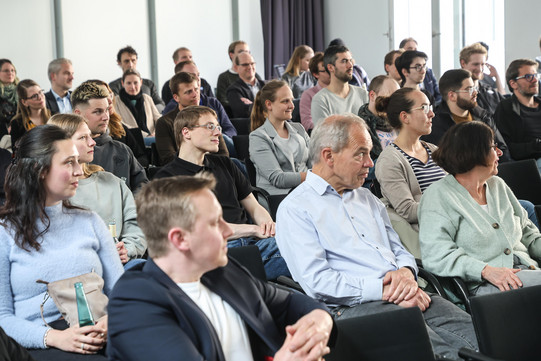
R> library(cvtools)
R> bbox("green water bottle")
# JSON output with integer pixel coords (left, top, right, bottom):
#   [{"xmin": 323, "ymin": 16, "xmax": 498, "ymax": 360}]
[{"xmin": 75, "ymin": 282, "xmax": 95, "ymax": 327}]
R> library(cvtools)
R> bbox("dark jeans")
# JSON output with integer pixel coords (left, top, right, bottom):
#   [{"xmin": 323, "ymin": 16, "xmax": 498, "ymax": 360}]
[{"xmin": 27, "ymin": 320, "xmax": 107, "ymax": 361}]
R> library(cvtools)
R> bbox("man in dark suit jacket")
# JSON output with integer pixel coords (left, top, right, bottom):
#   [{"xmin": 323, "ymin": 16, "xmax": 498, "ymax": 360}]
[
  {"xmin": 107, "ymin": 175, "xmax": 334, "ymax": 361},
  {"xmin": 44, "ymin": 58, "xmax": 74, "ymax": 115},
  {"xmin": 227, "ymin": 52, "xmax": 265, "ymax": 118}
]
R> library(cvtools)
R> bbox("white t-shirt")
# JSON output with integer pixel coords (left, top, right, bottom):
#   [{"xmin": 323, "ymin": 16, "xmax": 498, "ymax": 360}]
[{"xmin": 177, "ymin": 281, "xmax": 254, "ymax": 361}]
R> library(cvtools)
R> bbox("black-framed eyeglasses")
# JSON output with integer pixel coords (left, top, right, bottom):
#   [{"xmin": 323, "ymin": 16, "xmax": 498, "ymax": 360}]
[
  {"xmin": 515, "ymin": 73, "xmax": 539, "ymax": 82},
  {"xmin": 410, "ymin": 104, "xmax": 433, "ymax": 114},
  {"xmin": 189, "ymin": 122, "xmax": 222, "ymax": 133},
  {"xmin": 239, "ymin": 62, "xmax": 256, "ymax": 67},
  {"xmin": 409, "ymin": 64, "xmax": 426, "ymax": 72},
  {"xmin": 25, "ymin": 89, "xmax": 44, "ymax": 101},
  {"xmin": 453, "ymin": 86, "xmax": 479, "ymax": 95}
]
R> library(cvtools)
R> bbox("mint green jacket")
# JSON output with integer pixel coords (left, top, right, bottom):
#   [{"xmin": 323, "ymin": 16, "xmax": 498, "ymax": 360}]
[{"xmin": 418, "ymin": 175, "xmax": 541, "ymax": 290}]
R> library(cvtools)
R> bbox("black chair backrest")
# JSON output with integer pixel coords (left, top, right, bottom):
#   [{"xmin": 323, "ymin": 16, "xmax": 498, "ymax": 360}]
[
  {"xmin": 291, "ymin": 99, "xmax": 301, "ymax": 123},
  {"xmin": 227, "ymin": 245, "xmax": 267, "ymax": 281},
  {"xmin": 274, "ymin": 64, "xmax": 286, "ymax": 78},
  {"xmin": 469, "ymin": 285, "xmax": 541, "ymax": 361},
  {"xmin": 326, "ymin": 307, "xmax": 436, "ymax": 361},
  {"xmin": 497, "ymin": 159, "xmax": 541, "ymax": 204},
  {"xmin": 233, "ymin": 135, "xmax": 250, "ymax": 162},
  {"xmin": 267, "ymin": 194, "xmax": 287, "ymax": 221},
  {"xmin": 231, "ymin": 118, "xmax": 251, "ymax": 135},
  {"xmin": 245, "ymin": 158, "xmax": 257, "ymax": 187}
]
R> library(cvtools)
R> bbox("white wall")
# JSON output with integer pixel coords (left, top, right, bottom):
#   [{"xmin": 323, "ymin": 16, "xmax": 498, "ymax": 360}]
[
  {"xmin": 3, "ymin": 0, "xmax": 55, "ymax": 89},
  {"xmin": 2, "ymin": 0, "xmax": 264, "ymax": 94},
  {"xmin": 504, "ymin": 0, "xmax": 541, "ymax": 70},
  {"xmin": 323, "ymin": 0, "xmax": 391, "ymax": 81}
]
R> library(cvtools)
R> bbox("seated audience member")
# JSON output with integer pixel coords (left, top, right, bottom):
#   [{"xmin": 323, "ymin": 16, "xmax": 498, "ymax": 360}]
[
  {"xmin": 281, "ymin": 45, "xmax": 315, "ymax": 98},
  {"xmin": 275, "ymin": 114, "xmax": 477, "ymax": 360},
  {"xmin": 44, "ymin": 58, "xmax": 74, "ymax": 115},
  {"xmin": 358, "ymin": 75, "xmax": 400, "ymax": 186},
  {"xmin": 310, "ymin": 45, "xmax": 369, "ymax": 126},
  {"xmin": 161, "ymin": 48, "xmax": 214, "ymax": 104},
  {"xmin": 108, "ymin": 45, "xmax": 164, "ymax": 112},
  {"xmin": 328, "ymin": 38, "xmax": 370, "ymax": 89},
  {"xmin": 49, "ymin": 114, "xmax": 147, "ymax": 270},
  {"xmin": 114, "ymin": 69, "xmax": 160, "ymax": 147},
  {"xmin": 226, "ymin": 52, "xmax": 266, "ymax": 118},
  {"xmin": 419, "ymin": 121, "xmax": 541, "ymax": 295},
  {"xmin": 459, "ymin": 43, "xmax": 504, "ymax": 116},
  {"xmin": 375, "ymin": 88, "xmax": 444, "ymax": 257},
  {"xmin": 399, "ymin": 38, "xmax": 441, "ymax": 104},
  {"xmin": 216, "ymin": 40, "xmax": 263, "ymax": 112},
  {"xmin": 0, "ymin": 148, "xmax": 11, "ymax": 204},
  {"xmin": 87, "ymin": 80, "xmax": 148, "ymax": 167},
  {"xmin": 155, "ymin": 72, "xmax": 231, "ymax": 165},
  {"xmin": 11, "ymin": 80, "xmax": 51, "ymax": 146},
  {"xmin": 162, "ymin": 60, "xmax": 230, "ymax": 117},
  {"xmin": 154, "ymin": 106, "xmax": 290, "ymax": 280},
  {"xmin": 495, "ymin": 59, "xmax": 541, "ymax": 172},
  {"xmin": 72, "ymin": 81, "xmax": 148, "ymax": 191},
  {"xmin": 384, "ymin": 49, "xmax": 404, "ymax": 84},
  {"xmin": 477, "ymin": 41, "xmax": 506, "ymax": 95},
  {"xmin": 423, "ymin": 69, "xmax": 511, "ymax": 161},
  {"xmin": 0, "ymin": 59, "xmax": 19, "ymax": 137},
  {"xmin": 0, "ymin": 125, "xmax": 123, "ymax": 358},
  {"xmin": 299, "ymin": 52, "xmax": 330, "ymax": 132},
  {"xmin": 249, "ymin": 80, "xmax": 310, "ymax": 195},
  {"xmin": 107, "ymin": 174, "xmax": 334, "ymax": 361}
]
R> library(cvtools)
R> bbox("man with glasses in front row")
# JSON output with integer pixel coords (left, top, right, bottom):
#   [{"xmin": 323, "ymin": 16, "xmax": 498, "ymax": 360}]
[
  {"xmin": 154, "ymin": 105, "xmax": 291, "ymax": 281},
  {"xmin": 495, "ymin": 59, "xmax": 541, "ymax": 172},
  {"xmin": 422, "ymin": 69, "xmax": 512, "ymax": 162}
]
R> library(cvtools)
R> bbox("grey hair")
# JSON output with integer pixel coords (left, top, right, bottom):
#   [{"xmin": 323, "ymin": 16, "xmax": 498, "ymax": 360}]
[
  {"xmin": 47, "ymin": 58, "xmax": 72, "ymax": 81},
  {"xmin": 309, "ymin": 113, "xmax": 368, "ymax": 164}
]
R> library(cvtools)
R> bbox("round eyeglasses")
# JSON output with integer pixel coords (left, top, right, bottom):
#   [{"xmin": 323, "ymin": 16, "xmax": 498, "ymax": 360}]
[
  {"xmin": 410, "ymin": 104, "xmax": 433, "ymax": 114},
  {"xmin": 190, "ymin": 122, "xmax": 222, "ymax": 133}
]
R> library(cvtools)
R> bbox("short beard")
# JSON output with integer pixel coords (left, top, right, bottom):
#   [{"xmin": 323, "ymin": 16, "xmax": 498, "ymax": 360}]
[{"xmin": 456, "ymin": 96, "xmax": 477, "ymax": 111}]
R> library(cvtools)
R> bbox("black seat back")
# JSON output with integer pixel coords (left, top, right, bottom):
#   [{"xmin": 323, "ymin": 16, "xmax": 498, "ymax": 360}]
[{"xmin": 469, "ymin": 285, "xmax": 541, "ymax": 361}]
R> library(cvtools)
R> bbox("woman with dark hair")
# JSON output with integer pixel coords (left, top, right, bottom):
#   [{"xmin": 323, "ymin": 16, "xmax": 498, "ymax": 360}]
[
  {"xmin": 0, "ymin": 125, "xmax": 123, "ymax": 358},
  {"xmin": 114, "ymin": 69, "xmax": 160, "ymax": 147},
  {"xmin": 374, "ymin": 88, "xmax": 445, "ymax": 257},
  {"xmin": 249, "ymin": 80, "xmax": 310, "ymax": 195},
  {"xmin": 10, "ymin": 79, "xmax": 51, "ymax": 146},
  {"xmin": 0, "ymin": 59, "xmax": 19, "ymax": 137},
  {"xmin": 48, "ymin": 114, "xmax": 146, "ymax": 269},
  {"xmin": 419, "ymin": 121, "xmax": 541, "ymax": 295}
]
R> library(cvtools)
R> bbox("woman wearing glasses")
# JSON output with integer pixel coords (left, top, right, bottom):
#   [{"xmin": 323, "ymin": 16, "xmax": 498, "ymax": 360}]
[
  {"xmin": 419, "ymin": 122, "xmax": 541, "ymax": 295},
  {"xmin": 374, "ymin": 88, "xmax": 445, "ymax": 257},
  {"xmin": 249, "ymin": 80, "xmax": 310, "ymax": 195},
  {"xmin": 10, "ymin": 79, "xmax": 51, "ymax": 146},
  {"xmin": 0, "ymin": 59, "xmax": 19, "ymax": 138}
]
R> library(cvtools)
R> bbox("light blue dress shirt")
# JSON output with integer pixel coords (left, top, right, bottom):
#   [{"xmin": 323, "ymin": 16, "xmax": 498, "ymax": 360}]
[
  {"xmin": 51, "ymin": 89, "xmax": 72, "ymax": 114},
  {"xmin": 275, "ymin": 171, "xmax": 417, "ymax": 307}
]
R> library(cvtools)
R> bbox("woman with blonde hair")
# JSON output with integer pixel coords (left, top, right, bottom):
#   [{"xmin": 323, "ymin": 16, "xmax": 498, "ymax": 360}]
[
  {"xmin": 249, "ymin": 80, "xmax": 310, "ymax": 195},
  {"xmin": 10, "ymin": 79, "xmax": 51, "ymax": 146},
  {"xmin": 48, "ymin": 113, "xmax": 147, "ymax": 270},
  {"xmin": 282, "ymin": 45, "xmax": 315, "ymax": 98},
  {"xmin": 0, "ymin": 59, "xmax": 19, "ymax": 137}
]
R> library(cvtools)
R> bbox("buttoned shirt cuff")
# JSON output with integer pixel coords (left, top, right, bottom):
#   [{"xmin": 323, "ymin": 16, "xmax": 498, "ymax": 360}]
[{"xmin": 361, "ymin": 278, "xmax": 384, "ymax": 303}]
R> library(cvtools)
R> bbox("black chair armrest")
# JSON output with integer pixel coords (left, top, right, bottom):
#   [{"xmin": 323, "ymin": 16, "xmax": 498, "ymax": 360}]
[
  {"xmin": 458, "ymin": 347, "xmax": 504, "ymax": 361},
  {"xmin": 417, "ymin": 267, "xmax": 447, "ymax": 299},
  {"xmin": 449, "ymin": 277, "xmax": 472, "ymax": 314}
]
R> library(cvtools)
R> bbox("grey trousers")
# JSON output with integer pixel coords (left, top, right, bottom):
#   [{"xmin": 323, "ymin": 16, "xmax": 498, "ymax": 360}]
[
  {"xmin": 471, "ymin": 269, "xmax": 541, "ymax": 296},
  {"xmin": 330, "ymin": 295, "xmax": 478, "ymax": 360}
]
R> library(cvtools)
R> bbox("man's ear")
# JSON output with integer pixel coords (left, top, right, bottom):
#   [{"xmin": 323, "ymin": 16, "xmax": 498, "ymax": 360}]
[
  {"xmin": 459, "ymin": 59, "xmax": 466, "ymax": 69},
  {"xmin": 168, "ymin": 227, "xmax": 189, "ymax": 251},
  {"xmin": 321, "ymin": 147, "xmax": 334, "ymax": 166},
  {"xmin": 73, "ymin": 107, "xmax": 81, "ymax": 115},
  {"xmin": 182, "ymin": 127, "xmax": 191, "ymax": 140}
]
